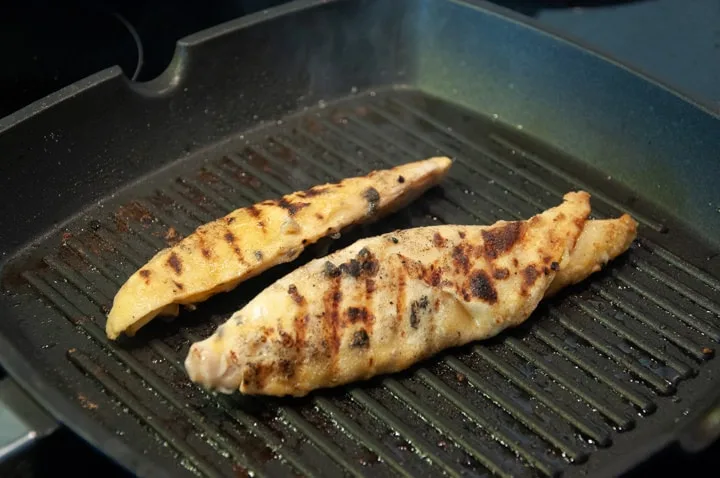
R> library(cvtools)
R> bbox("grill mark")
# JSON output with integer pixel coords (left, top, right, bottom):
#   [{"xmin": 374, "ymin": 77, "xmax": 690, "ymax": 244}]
[
  {"xmin": 452, "ymin": 244, "xmax": 471, "ymax": 274},
  {"xmin": 244, "ymin": 362, "xmax": 273, "ymax": 390},
  {"xmin": 323, "ymin": 276, "xmax": 343, "ymax": 372},
  {"xmin": 363, "ymin": 187, "xmax": 380, "ymax": 216},
  {"xmin": 288, "ymin": 284, "xmax": 305, "ymax": 305},
  {"xmin": 346, "ymin": 307, "xmax": 370, "ymax": 324},
  {"xmin": 198, "ymin": 235, "xmax": 211, "ymax": 259},
  {"xmin": 167, "ymin": 252, "xmax": 182, "ymax": 275},
  {"xmin": 246, "ymin": 205, "xmax": 261, "ymax": 218},
  {"xmin": 493, "ymin": 267, "xmax": 510, "ymax": 280},
  {"xmin": 458, "ymin": 230, "xmax": 466, "ymax": 239},
  {"xmin": 139, "ymin": 269, "xmax": 151, "ymax": 284},
  {"xmin": 173, "ymin": 281, "xmax": 184, "ymax": 291},
  {"xmin": 521, "ymin": 265, "xmax": 539, "ymax": 295},
  {"xmin": 433, "ymin": 232, "xmax": 446, "ymax": 248},
  {"xmin": 421, "ymin": 262, "xmax": 443, "ymax": 287},
  {"xmin": 298, "ymin": 185, "xmax": 329, "ymax": 198},
  {"xmin": 395, "ymin": 263, "xmax": 407, "ymax": 336},
  {"xmin": 482, "ymin": 222, "xmax": 524, "ymax": 259},
  {"xmin": 277, "ymin": 197, "xmax": 310, "ymax": 216},
  {"xmin": 410, "ymin": 296, "xmax": 429, "ymax": 329},
  {"xmin": 224, "ymin": 228, "xmax": 246, "ymax": 263},
  {"xmin": 278, "ymin": 359, "xmax": 295, "ymax": 378},
  {"xmin": 293, "ymin": 314, "xmax": 309, "ymax": 350}
]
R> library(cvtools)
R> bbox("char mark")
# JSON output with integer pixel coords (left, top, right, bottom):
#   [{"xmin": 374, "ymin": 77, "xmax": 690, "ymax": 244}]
[
  {"xmin": 167, "ymin": 252, "xmax": 182, "ymax": 275},
  {"xmin": 410, "ymin": 296, "xmax": 430, "ymax": 329},
  {"xmin": 469, "ymin": 271, "xmax": 497, "ymax": 303},
  {"xmin": 351, "ymin": 329, "xmax": 370, "ymax": 348},
  {"xmin": 363, "ymin": 187, "xmax": 380, "ymax": 216},
  {"xmin": 482, "ymin": 222, "xmax": 524, "ymax": 259}
]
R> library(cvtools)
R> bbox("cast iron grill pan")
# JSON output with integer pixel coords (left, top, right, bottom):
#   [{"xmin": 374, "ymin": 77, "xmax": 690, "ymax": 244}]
[{"xmin": 2, "ymin": 90, "xmax": 719, "ymax": 477}]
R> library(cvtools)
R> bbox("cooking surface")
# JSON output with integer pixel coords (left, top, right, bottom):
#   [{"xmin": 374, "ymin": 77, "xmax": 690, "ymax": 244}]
[{"xmin": 2, "ymin": 89, "xmax": 719, "ymax": 477}]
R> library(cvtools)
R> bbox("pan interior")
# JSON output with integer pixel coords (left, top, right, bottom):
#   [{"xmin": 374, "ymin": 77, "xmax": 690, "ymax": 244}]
[{"xmin": 2, "ymin": 88, "xmax": 719, "ymax": 478}]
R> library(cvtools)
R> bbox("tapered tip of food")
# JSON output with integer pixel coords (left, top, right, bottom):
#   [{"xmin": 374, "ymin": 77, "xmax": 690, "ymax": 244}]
[
  {"xmin": 184, "ymin": 334, "xmax": 243, "ymax": 394},
  {"xmin": 545, "ymin": 212, "xmax": 638, "ymax": 297}
]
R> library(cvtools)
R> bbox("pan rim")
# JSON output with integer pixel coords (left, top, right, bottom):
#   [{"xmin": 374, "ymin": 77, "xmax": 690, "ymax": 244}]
[{"xmin": 0, "ymin": 0, "xmax": 717, "ymax": 477}]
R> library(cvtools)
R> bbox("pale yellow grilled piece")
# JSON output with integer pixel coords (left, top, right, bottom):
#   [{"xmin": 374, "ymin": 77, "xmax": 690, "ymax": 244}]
[
  {"xmin": 105, "ymin": 156, "xmax": 453, "ymax": 340},
  {"xmin": 184, "ymin": 192, "xmax": 638, "ymax": 397}
]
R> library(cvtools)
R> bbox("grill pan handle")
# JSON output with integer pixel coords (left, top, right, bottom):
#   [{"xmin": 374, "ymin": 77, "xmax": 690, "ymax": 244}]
[{"xmin": 0, "ymin": 375, "xmax": 58, "ymax": 463}]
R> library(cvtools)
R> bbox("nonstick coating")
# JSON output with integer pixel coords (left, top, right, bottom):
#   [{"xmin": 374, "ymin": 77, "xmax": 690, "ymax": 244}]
[{"xmin": 0, "ymin": 1, "xmax": 719, "ymax": 477}]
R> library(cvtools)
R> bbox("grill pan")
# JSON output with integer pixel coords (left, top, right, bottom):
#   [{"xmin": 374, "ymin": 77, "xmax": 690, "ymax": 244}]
[{"xmin": 1, "ymin": 0, "xmax": 720, "ymax": 476}]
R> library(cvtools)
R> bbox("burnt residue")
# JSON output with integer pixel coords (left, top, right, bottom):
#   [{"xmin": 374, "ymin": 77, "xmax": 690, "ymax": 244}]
[
  {"xmin": 482, "ymin": 222, "xmax": 524, "ymax": 259},
  {"xmin": 363, "ymin": 187, "xmax": 380, "ymax": 216},
  {"xmin": 333, "ymin": 248, "xmax": 380, "ymax": 280},
  {"xmin": 339, "ymin": 259, "xmax": 362, "ymax": 278},
  {"xmin": 390, "ymin": 237, "xmax": 399, "ymax": 244},
  {"xmin": 167, "ymin": 252, "xmax": 182, "ymax": 275},
  {"xmin": 324, "ymin": 261, "xmax": 341, "ymax": 278},
  {"xmin": 550, "ymin": 261, "xmax": 560, "ymax": 271},
  {"xmin": 254, "ymin": 250, "xmax": 264, "ymax": 261},
  {"xmin": 224, "ymin": 231, "xmax": 236, "ymax": 244},
  {"xmin": 288, "ymin": 284, "xmax": 305, "ymax": 305},
  {"xmin": 357, "ymin": 248, "xmax": 379, "ymax": 276},
  {"xmin": 469, "ymin": 270, "xmax": 497, "ymax": 303},
  {"xmin": 410, "ymin": 296, "xmax": 430, "ymax": 329},
  {"xmin": 164, "ymin": 227, "xmax": 181, "ymax": 246},
  {"xmin": 397, "ymin": 175, "xmax": 405, "ymax": 183},
  {"xmin": 351, "ymin": 329, "xmax": 370, "ymax": 348},
  {"xmin": 114, "ymin": 202, "xmax": 153, "ymax": 233}
]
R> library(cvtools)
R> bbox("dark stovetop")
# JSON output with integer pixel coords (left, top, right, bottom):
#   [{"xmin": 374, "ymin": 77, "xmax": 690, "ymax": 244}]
[{"xmin": 0, "ymin": 0, "xmax": 718, "ymax": 476}]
